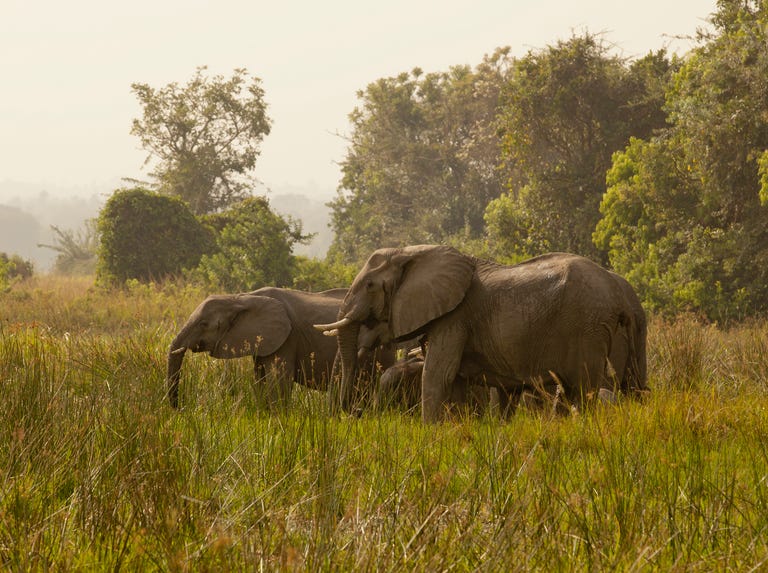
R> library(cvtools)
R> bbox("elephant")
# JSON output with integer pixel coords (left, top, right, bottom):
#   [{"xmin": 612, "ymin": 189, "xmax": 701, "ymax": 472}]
[
  {"xmin": 315, "ymin": 245, "xmax": 648, "ymax": 423},
  {"xmin": 167, "ymin": 287, "xmax": 340, "ymax": 408},
  {"xmin": 375, "ymin": 355, "xmax": 425, "ymax": 411},
  {"xmin": 375, "ymin": 353, "xmax": 501, "ymax": 416}
]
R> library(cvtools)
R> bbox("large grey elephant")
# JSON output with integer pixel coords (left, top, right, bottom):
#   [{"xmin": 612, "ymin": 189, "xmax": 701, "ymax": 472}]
[
  {"xmin": 315, "ymin": 245, "xmax": 648, "ymax": 423},
  {"xmin": 168, "ymin": 287, "xmax": 356, "ymax": 408}
]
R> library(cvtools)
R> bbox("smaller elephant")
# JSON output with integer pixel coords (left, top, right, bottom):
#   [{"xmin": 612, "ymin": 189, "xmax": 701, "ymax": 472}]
[
  {"xmin": 375, "ymin": 353, "xmax": 494, "ymax": 416},
  {"xmin": 166, "ymin": 287, "xmax": 347, "ymax": 408},
  {"xmin": 375, "ymin": 355, "xmax": 424, "ymax": 411}
]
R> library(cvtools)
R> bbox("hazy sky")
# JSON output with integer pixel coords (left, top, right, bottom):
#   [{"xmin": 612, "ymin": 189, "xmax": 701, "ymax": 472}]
[{"xmin": 2, "ymin": 0, "xmax": 716, "ymax": 200}]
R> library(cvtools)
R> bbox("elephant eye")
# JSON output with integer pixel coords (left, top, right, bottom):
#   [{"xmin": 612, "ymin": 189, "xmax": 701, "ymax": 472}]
[{"xmin": 366, "ymin": 279, "xmax": 375, "ymax": 290}]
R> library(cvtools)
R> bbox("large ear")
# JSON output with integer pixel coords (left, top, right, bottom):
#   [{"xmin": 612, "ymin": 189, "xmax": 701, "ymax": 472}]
[
  {"xmin": 390, "ymin": 245, "xmax": 474, "ymax": 338},
  {"xmin": 214, "ymin": 295, "xmax": 291, "ymax": 358}
]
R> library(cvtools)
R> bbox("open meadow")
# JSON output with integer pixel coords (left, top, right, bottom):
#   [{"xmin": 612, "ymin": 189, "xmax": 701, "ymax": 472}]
[{"xmin": 2, "ymin": 276, "xmax": 768, "ymax": 570}]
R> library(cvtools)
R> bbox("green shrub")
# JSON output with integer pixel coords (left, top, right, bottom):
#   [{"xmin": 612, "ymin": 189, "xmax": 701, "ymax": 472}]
[
  {"xmin": 193, "ymin": 196, "xmax": 308, "ymax": 291},
  {"xmin": 96, "ymin": 188, "xmax": 214, "ymax": 286},
  {"xmin": 0, "ymin": 252, "xmax": 34, "ymax": 290}
]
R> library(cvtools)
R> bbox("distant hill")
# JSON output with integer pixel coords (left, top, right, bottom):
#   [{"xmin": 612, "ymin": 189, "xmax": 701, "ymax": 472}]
[{"xmin": 0, "ymin": 180, "xmax": 334, "ymax": 271}]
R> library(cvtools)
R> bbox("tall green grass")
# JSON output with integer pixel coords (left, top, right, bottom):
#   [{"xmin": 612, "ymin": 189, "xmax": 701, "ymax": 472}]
[{"xmin": 1, "ymin": 278, "xmax": 768, "ymax": 570}]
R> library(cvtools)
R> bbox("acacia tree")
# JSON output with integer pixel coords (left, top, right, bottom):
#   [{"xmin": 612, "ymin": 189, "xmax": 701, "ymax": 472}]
[{"xmin": 131, "ymin": 67, "xmax": 271, "ymax": 215}]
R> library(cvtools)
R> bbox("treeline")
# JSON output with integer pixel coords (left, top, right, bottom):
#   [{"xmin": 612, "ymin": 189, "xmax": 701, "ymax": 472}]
[
  {"xmin": 330, "ymin": 0, "xmax": 768, "ymax": 322},
  {"xmin": 5, "ymin": 1, "xmax": 767, "ymax": 323}
]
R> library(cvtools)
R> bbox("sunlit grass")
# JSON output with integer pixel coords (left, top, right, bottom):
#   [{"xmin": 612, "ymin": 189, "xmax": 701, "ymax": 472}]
[{"xmin": 1, "ymin": 277, "xmax": 768, "ymax": 569}]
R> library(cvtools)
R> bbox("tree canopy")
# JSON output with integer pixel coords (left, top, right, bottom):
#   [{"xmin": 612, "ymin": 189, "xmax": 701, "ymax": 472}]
[
  {"xmin": 131, "ymin": 67, "xmax": 271, "ymax": 215},
  {"xmin": 328, "ymin": 49, "xmax": 513, "ymax": 265},
  {"xmin": 596, "ymin": 0, "xmax": 768, "ymax": 321},
  {"xmin": 194, "ymin": 196, "xmax": 310, "ymax": 291}
]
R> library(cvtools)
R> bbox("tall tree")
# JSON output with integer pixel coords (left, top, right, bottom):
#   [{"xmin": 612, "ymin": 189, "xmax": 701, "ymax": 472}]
[
  {"xmin": 131, "ymin": 67, "xmax": 271, "ymax": 215},
  {"xmin": 488, "ymin": 34, "xmax": 675, "ymax": 261},
  {"xmin": 329, "ymin": 49, "xmax": 513, "ymax": 264},
  {"xmin": 596, "ymin": 0, "xmax": 768, "ymax": 320}
]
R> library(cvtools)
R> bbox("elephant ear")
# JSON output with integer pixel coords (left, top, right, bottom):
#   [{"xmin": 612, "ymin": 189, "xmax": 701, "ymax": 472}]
[
  {"xmin": 390, "ymin": 245, "xmax": 474, "ymax": 338},
  {"xmin": 214, "ymin": 295, "xmax": 291, "ymax": 358}
]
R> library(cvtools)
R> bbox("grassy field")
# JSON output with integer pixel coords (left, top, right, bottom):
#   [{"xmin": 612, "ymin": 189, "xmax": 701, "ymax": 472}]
[{"xmin": 1, "ymin": 276, "xmax": 768, "ymax": 571}]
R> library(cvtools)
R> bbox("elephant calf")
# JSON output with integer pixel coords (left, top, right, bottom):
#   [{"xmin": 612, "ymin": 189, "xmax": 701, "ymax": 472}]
[{"xmin": 375, "ymin": 353, "xmax": 494, "ymax": 416}]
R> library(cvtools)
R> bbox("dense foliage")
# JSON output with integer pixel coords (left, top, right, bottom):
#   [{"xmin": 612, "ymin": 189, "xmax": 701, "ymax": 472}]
[
  {"xmin": 328, "ymin": 1, "xmax": 768, "ymax": 321},
  {"xmin": 131, "ymin": 67, "xmax": 271, "ymax": 215},
  {"xmin": 488, "ymin": 39, "xmax": 676, "ymax": 262},
  {"xmin": 193, "ymin": 196, "xmax": 309, "ymax": 291},
  {"xmin": 329, "ymin": 50, "xmax": 513, "ymax": 265},
  {"xmin": 96, "ymin": 188, "xmax": 214, "ymax": 286},
  {"xmin": 596, "ymin": 0, "xmax": 768, "ymax": 321}
]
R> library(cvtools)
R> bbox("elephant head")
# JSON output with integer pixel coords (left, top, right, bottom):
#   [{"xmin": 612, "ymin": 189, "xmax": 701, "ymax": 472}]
[
  {"xmin": 315, "ymin": 245, "xmax": 474, "ymax": 412},
  {"xmin": 167, "ymin": 293, "xmax": 291, "ymax": 407}
]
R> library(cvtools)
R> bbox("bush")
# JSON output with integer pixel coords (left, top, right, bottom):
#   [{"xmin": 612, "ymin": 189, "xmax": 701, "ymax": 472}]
[
  {"xmin": 96, "ymin": 188, "xmax": 214, "ymax": 286},
  {"xmin": 193, "ymin": 196, "xmax": 309, "ymax": 291},
  {"xmin": 0, "ymin": 253, "xmax": 33, "ymax": 290}
]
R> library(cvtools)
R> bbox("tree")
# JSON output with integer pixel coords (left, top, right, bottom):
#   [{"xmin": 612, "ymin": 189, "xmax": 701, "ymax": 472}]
[
  {"xmin": 96, "ymin": 188, "xmax": 214, "ymax": 286},
  {"xmin": 193, "ymin": 196, "xmax": 310, "ymax": 291},
  {"xmin": 596, "ymin": 0, "xmax": 768, "ymax": 321},
  {"xmin": 329, "ymin": 49, "xmax": 513, "ymax": 264},
  {"xmin": 38, "ymin": 222, "xmax": 99, "ymax": 276},
  {"xmin": 490, "ymin": 34, "xmax": 676, "ymax": 261},
  {"xmin": 131, "ymin": 67, "xmax": 271, "ymax": 215}
]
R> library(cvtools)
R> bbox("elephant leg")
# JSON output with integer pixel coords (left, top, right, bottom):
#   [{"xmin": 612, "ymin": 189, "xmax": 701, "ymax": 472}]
[
  {"xmin": 421, "ymin": 323, "xmax": 466, "ymax": 423},
  {"xmin": 256, "ymin": 356, "xmax": 294, "ymax": 410}
]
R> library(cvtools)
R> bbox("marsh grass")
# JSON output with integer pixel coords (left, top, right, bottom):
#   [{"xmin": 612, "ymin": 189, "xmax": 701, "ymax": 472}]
[{"xmin": 2, "ymin": 278, "xmax": 768, "ymax": 570}]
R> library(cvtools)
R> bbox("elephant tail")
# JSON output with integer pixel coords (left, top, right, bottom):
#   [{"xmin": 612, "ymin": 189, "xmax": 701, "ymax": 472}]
[{"xmin": 621, "ymin": 310, "xmax": 649, "ymax": 396}]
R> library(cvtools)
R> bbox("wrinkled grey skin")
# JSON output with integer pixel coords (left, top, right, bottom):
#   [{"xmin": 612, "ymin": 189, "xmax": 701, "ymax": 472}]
[
  {"xmin": 316, "ymin": 245, "xmax": 648, "ymax": 423},
  {"xmin": 167, "ymin": 287, "xmax": 348, "ymax": 408}
]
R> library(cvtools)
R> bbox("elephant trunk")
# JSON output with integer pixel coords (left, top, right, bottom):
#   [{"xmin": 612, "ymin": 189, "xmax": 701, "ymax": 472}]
[
  {"xmin": 334, "ymin": 322, "xmax": 361, "ymax": 413},
  {"xmin": 166, "ymin": 340, "xmax": 187, "ymax": 408}
]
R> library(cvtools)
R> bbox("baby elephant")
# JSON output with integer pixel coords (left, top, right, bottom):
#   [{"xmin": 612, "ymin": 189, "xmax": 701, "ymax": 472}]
[{"xmin": 375, "ymin": 355, "xmax": 491, "ymax": 415}]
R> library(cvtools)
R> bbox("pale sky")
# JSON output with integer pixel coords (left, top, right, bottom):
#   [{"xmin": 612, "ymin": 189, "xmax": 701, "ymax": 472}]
[{"xmin": 1, "ymin": 0, "xmax": 716, "ymax": 200}]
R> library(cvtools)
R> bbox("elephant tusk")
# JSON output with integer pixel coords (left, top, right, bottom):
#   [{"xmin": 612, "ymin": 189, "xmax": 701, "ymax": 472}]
[
  {"xmin": 170, "ymin": 346, "xmax": 187, "ymax": 355},
  {"xmin": 323, "ymin": 329, "xmax": 339, "ymax": 337},
  {"xmin": 314, "ymin": 317, "xmax": 353, "ymax": 331}
]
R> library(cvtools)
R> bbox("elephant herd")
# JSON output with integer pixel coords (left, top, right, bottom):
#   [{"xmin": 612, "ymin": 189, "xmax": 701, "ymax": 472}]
[{"xmin": 167, "ymin": 244, "xmax": 649, "ymax": 423}]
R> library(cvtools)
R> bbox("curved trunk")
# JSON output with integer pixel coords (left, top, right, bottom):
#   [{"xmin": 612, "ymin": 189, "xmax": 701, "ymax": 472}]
[
  {"xmin": 166, "ymin": 344, "xmax": 187, "ymax": 408},
  {"xmin": 334, "ymin": 322, "xmax": 361, "ymax": 413}
]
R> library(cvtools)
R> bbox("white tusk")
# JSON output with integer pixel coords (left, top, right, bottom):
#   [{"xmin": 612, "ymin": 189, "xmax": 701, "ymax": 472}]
[
  {"xmin": 170, "ymin": 346, "xmax": 187, "ymax": 355},
  {"xmin": 323, "ymin": 329, "xmax": 339, "ymax": 337},
  {"xmin": 313, "ymin": 317, "xmax": 353, "ymax": 331}
]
